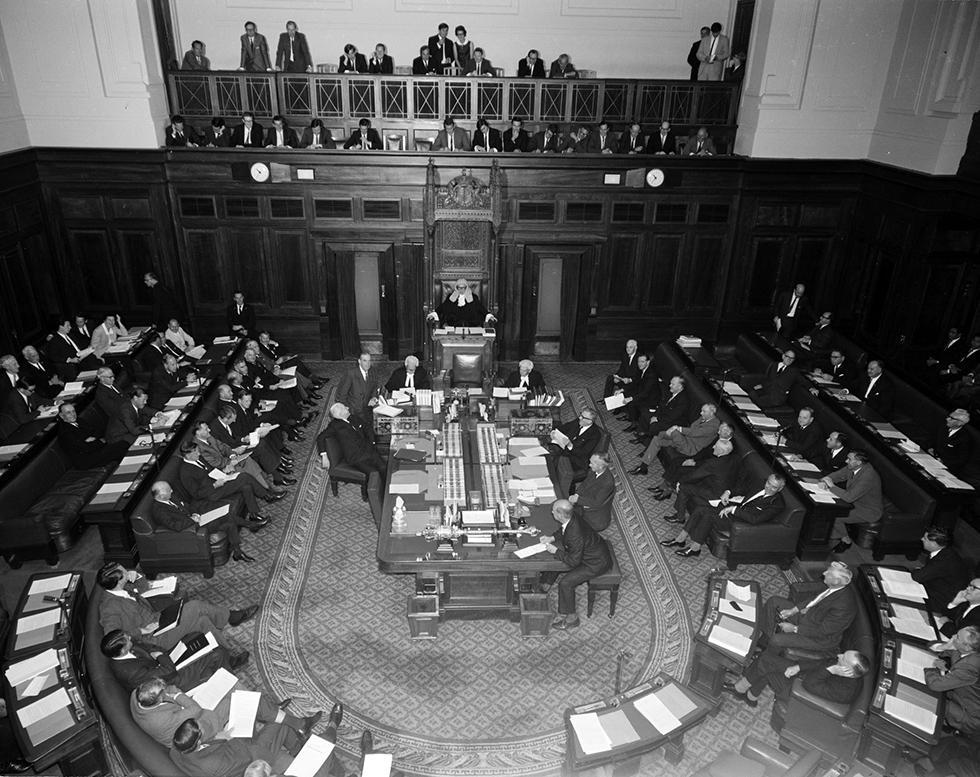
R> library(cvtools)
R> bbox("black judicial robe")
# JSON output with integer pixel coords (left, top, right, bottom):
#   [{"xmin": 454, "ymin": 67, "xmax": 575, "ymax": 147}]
[{"xmin": 436, "ymin": 293, "xmax": 489, "ymax": 327}]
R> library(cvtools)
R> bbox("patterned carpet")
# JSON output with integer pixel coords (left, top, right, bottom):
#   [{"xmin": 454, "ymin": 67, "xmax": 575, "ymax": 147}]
[{"xmin": 170, "ymin": 360, "xmax": 799, "ymax": 777}]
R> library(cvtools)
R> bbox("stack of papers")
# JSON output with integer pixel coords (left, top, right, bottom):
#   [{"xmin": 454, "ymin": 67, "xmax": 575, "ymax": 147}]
[
  {"xmin": 676, "ymin": 335, "xmax": 702, "ymax": 348},
  {"xmin": 896, "ymin": 643, "xmax": 937, "ymax": 684},
  {"xmin": 186, "ymin": 667, "xmax": 238, "ymax": 709},
  {"xmin": 745, "ymin": 414, "xmax": 779, "ymax": 429},
  {"xmin": 569, "ymin": 713, "xmax": 612, "ymax": 754},
  {"xmin": 877, "ymin": 568, "xmax": 928, "ymax": 602},
  {"xmin": 722, "ymin": 381, "xmax": 748, "ymax": 396},
  {"xmin": 707, "ymin": 614, "xmax": 754, "ymax": 656},
  {"xmin": 889, "ymin": 603, "xmax": 938, "ymax": 641},
  {"xmin": 186, "ymin": 345, "xmax": 207, "ymax": 359}
]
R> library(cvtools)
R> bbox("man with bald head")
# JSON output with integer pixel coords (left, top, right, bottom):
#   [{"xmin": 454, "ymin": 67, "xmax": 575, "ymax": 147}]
[
  {"xmin": 316, "ymin": 403, "xmax": 385, "ymax": 481},
  {"xmin": 386, "ymin": 354, "xmax": 432, "ymax": 392},
  {"xmin": 21, "ymin": 345, "xmax": 63, "ymax": 398},
  {"xmin": 929, "ymin": 408, "xmax": 974, "ymax": 481},
  {"xmin": 604, "ymin": 339, "xmax": 641, "ymax": 398},
  {"xmin": 539, "ymin": 499, "xmax": 612, "ymax": 629}
]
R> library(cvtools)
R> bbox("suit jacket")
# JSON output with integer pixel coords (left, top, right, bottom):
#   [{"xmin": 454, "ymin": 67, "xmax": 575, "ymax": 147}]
[
  {"xmin": 800, "ymin": 661, "xmax": 863, "ymax": 705},
  {"xmin": 517, "ymin": 58, "xmax": 546, "ymax": 78},
  {"xmin": 530, "ymin": 131, "xmax": 562, "ymax": 153},
  {"xmin": 151, "ymin": 497, "xmax": 197, "ymax": 533},
  {"xmin": 181, "ymin": 51, "xmax": 210, "ymax": 71},
  {"xmin": 385, "ymin": 366, "xmax": 432, "ymax": 392},
  {"xmin": 555, "ymin": 420, "xmax": 602, "ymax": 473},
  {"xmin": 413, "ymin": 55, "xmax": 438, "ymax": 75},
  {"xmin": 574, "ymin": 468, "xmax": 616, "ymax": 532},
  {"xmin": 140, "ymin": 343, "xmax": 166, "ymax": 374},
  {"xmin": 587, "ymin": 131, "xmax": 617, "ymax": 154},
  {"xmin": 230, "ymin": 123, "xmax": 264, "ymax": 148},
  {"xmin": 106, "ymin": 401, "xmax": 152, "ymax": 444},
  {"xmin": 935, "ymin": 428, "xmax": 974, "ymax": 477},
  {"xmin": 731, "ymin": 488, "xmax": 785, "ymax": 525},
  {"xmin": 226, "ymin": 302, "xmax": 257, "ymax": 336},
  {"xmin": 913, "ymin": 547, "xmax": 971, "ymax": 613},
  {"xmin": 932, "ymin": 336, "xmax": 967, "ymax": 367},
  {"xmin": 239, "ymin": 33, "xmax": 272, "ymax": 71},
  {"xmin": 687, "ymin": 39, "xmax": 702, "ymax": 79},
  {"xmin": 554, "ymin": 515, "xmax": 611, "ymax": 573},
  {"xmin": 467, "ymin": 58, "xmax": 494, "ymax": 76},
  {"xmin": 275, "ymin": 32, "xmax": 312, "ymax": 71},
  {"xmin": 625, "ymin": 365, "xmax": 660, "ymax": 405},
  {"xmin": 549, "ymin": 60, "xmax": 578, "ymax": 79},
  {"xmin": 95, "ymin": 383, "xmax": 126, "ymax": 417},
  {"xmin": 697, "ymin": 33, "xmax": 730, "ymax": 80},
  {"xmin": 69, "ymin": 324, "xmax": 93, "ymax": 351},
  {"xmin": 651, "ymin": 390, "xmax": 692, "ymax": 432},
  {"xmin": 725, "ymin": 64, "xmax": 745, "ymax": 83},
  {"xmin": 784, "ymin": 420, "xmax": 824, "ymax": 461},
  {"xmin": 263, "ymin": 126, "xmax": 298, "ymax": 148},
  {"xmin": 299, "ymin": 127, "xmax": 336, "ymax": 149},
  {"xmin": 503, "ymin": 128, "xmax": 531, "ymax": 152},
  {"xmin": 368, "ymin": 54, "xmax": 394, "ymax": 74},
  {"xmin": 678, "ymin": 454, "xmax": 738, "ymax": 501},
  {"xmin": 427, "ymin": 35, "xmax": 455, "ymax": 72},
  {"xmin": 504, "ymin": 369, "xmax": 546, "ymax": 392},
  {"xmin": 343, "ymin": 128, "xmax": 383, "ymax": 149},
  {"xmin": 617, "ymin": 132, "xmax": 646, "ymax": 154},
  {"xmin": 925, "ymin": 651, "xmax": 980, "ymax": 734},
  {"xmin": 472, "ymin": 127, "xmax": 503, "ymax": 152},
  {"xmin": 22, "ymin": 360, "xmax": 59, "ymax": 397},
  {"xmin": 773, "ymin": 290, "xmax": 814, "ymax": 325},
  {"xmin": 202, "ymin": 126, "xmax": 230, "ymax": 147},
  {"xmin": 0, "ymin": 391, "xmax": 37, "ymax": 426},
  {"xmin": 178, "ymin": 459, "xmax": 221, "ymax": 504},
  {"xmin": 57, "ymin": 419, "xmax": 116, "ymax": 468},
  {"xmin": 955, "ymin": 347, "xmax": 980, "ymax": 375},
  {"xmin": 853, "ymin": 374, "xmax": 896, "ymax": 417},
  {"xmin": 755, "ymin": 362, "xmax": 801, "ymax": 407},
  {"xmin": 338, "ymin": 53, "xmax": 369, "ymax": 73},
  {"xmin": 827, "ymin": 464, "xmax": 883, "ymax": 523},
  {"xmin": 612, "ymin": 352, "xmax": 641, "ymax": 386},
  {"xmin": 670, "ymin": 416, "xmax": 721, "ymax": 456},
  {"xmin": 108, "ymin": 642, "xmax": 180, "ymax": 691},
  {"xmin": 791, "ymin": 584, "xmax": 858, "ymax": 650},
  {"xmin": 165, "ymin": 125, "xmax": 197, "ymax": 147},
  {"xmin": 823, "ymin": 358, "xmax": 852, "ymax": 387},
  {"xmin": 320, "ymin": 417, "xmax": 377, "ymax": 470},
  {"xmin": 816, "ymin": 445, "xmax": 850, "ymax": 475},
  {"xmin": 46, "ymin": 334, "xmax": 82, "ymax": 380},
  {"xmin": 803, "ymin": 324, "xmax": 836, "ymax": 352},
  {"xmin": 648, "ymin": 130, "xmax": 677, "ymax": 154},
  {"xmin": 131, "ymin": 687, "xmax": 214, "ymax": 747},
  {"xmin": 336, "ymin": 366, "xmax": 380, "ymax": 412},
  {"xmin": 686, "ymin": 135, "xmax": 717, "ymax": 156},
  {"xmin": 149, "ymin": 366, "xmax": 180, "ymax": 410},
  {"xmin": 432, "ymin": 127, "xmax": 472, "ymax": 151}
]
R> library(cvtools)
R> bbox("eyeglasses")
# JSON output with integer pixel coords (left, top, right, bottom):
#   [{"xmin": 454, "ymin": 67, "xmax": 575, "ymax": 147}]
[{"xmin": 969, "ymin": 584, "xmax": 980, "ymax": 591}]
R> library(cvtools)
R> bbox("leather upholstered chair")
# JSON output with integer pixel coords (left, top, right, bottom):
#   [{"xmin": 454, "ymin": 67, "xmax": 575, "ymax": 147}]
[
  {"xmin": 449, "ymin": 352, "xmax": 484, "ymax": 388},
  {"xmin": 692, "ymin": 736, "xmax": 821, "ymax": 777},
  {"xmin": 322, "ymin": 434, "xmax": 369, "ymax": 501},
  {"xmin": 131, "ymin": 513, "xmax": 214, "ymax": 579}
]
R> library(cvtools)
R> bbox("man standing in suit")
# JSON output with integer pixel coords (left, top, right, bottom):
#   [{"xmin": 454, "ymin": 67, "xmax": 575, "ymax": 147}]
[
  {"xmin": 725, "ymin": 649, "xmax": 869, "ymax": 709},
  {"xmin": 664, "ymin": 472, "xmax": 786, "ymax": 558},
  {"xmin": 318, "ymin": 403, "xmax": 386, "ymax": 479},
  {"xmin": 539, "ymin": 499, "xmax": 612, "ymax": 630},
  {"xmin": 697, "ymin": 21, "xmax": 730, "ymax": 81},
  {"xmin": 852, "ymin": 360, "xmax": 896, "ymax": 417},
  {"xmin": 517, "ymin": 49, "xmax": 546, "ymax": 78},
  {"xmin": 432, "ymin": 117, "xmax": 472, "ymax": 151},
  {"xmin": 925, "ymin": 626, "xmax": 980, "ymax": 737},
  {"xmin": 106, "ymin": 387, "xmax": 156, "ymax": 444},
  {"xmin": 181, "ymin": 40, "xmax": 210, "ymax": 71},
  {"xmin": 816, "ymin": 430, "xmax": 850, "ymax": 475},
  {"xmin": 772, "ymin": 282, "xmax": 812, "ymax": 340},
  {"xmin": 821, "ymin": 450, "xmax": 884, "ymax": 554},
  {"xmin": 275, "ymin": 20, "xmax": 312, "ymax": 73},
  {"xmin": 783, "ymin": 407, "xmax": 825, "ymax": 462},
  {"xmin": 413, "ymin": 45, "xmax": 438, "ymax": 75},
  {"xmin": 639, "ymin": 402, "xmax": 720, "ymax": 472},
  {"xmin": 649, "ymin": 121, "xmax": 677, "ymax": 155},
  {"xmin": 343, "ymin": 118, "xmax": 382, "ymax": 150},
  {"xmin": 226, "ymin": 291, "xmax": 257, "ymax": 337},
  {"xmin": 657, "ymin": 437, "xmax": 737, "ymax": 514},
  {"xmin": 239, "ymin": 21, "xmax": 273, "ymax": 72},
  {"xmin": 300, "ymin": 119, "xmax": 335, "ymax": 149},
  {"xmin": 143, "ymin": 272, "xmax": 182, "ymax": 330},
  {"xmin": 629, "ymin": 374, "xmax": 691, "ymax": 450},
  {"xmin": 504, "ymin": 359, "xmax": 546, "ymax": 392},
  {"xmin": 263, "ymin": 115, "xmax": 298, "ymax": 148},
  {"xmin": 100, "ymin": 630, "xmax": 232, "ymax": 693},
  {"xmin": 56, "ymin": 402, "xmax": 129, "ymax": 468},
  {"xmin": 472, "ymin": 118, "xmax": 503, "ymax": 152},
  {"xmin": 687, "ymin": 26, "xmax": 710, "ymax": 80},
  {"xmin": 604, "ymin": 339, "xmax": 640, "ymax": 398},
  {"xmin": 20, "ymin": 345, "xmax": 63, "ymax": 398},
  {"xmin": 742, "ymin": 350, "xmax": 801, "ymax": 409},
  {"xmin": 569, "ymin": 453, "xmax": 616, "ymax": 533},
  {"xmin": 385, "ymin": 355, "xmax": 431, "ymax": 393},
  {"xmin": 336, "ymin": 353, "xmax": 380, "ymax": 423},
  {"xmin": 428, "ymin": 23, "xmax": 455, "ymax": 73},
  {"xmin": 231, "ymin": 113, "xmax": 264, "ymax": 148},
  {"xmin": 912, "ymin": 528, "xmax": 971, "ymax": 613},
  {"xmin": 929, "ymin": 408, "xmax": 974, "ymax": 480},
  {"xmin": 549, "ymin": 409, "xmax": 602, "ymax": 493}
]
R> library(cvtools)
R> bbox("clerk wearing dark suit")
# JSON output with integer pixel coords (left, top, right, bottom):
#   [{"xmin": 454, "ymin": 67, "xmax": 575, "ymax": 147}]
[
  {"xmin": 648, "ymin": 121, "xmax": 677, "ymax": 155},
  {"xmin": 569, "ymin": 453, "xmax": 616, "ymax": 532},
  {"xmin": 230, "ymin": 114, "xmax": 264, "ymax": 148},
  {"xmin": 100, "ymin": 630, "xmax": 229, "ymax": 693},
  {"xmin": 300, "ymin": 120, "xmax": 335, "ymax": 149},
  {"xmin": 472, "ymin": 119, "xmax": 502, "ymax": 152},
  {"xmin": 275, "ymin": 22, "xmax": 312, "ymax": 72},
  {"xmin": 385, "ymin": 355, "xmax": 431, "ymax": 392},
  {"xmin": 852, "ymin": 360, "xmax": 895, "ymax": 417},
  {"xmin": 56, "ymin": 403, "xmax": 129, "ymax": 468},
  {"xmin": 772, "ymin": 282, "xmax": 813, "ymax": 340},
  {"xmin": 318, "ymin": 403, "xmax": 386, "ymax": 478},
  {"xmin": 504, "ymin": 360, "xmax": 545, "ymax": 392},
  {"xmin": 913, "ymin": 529, "xmax": 972, "ymax": 613},
  {"xmin": 106, "ymin": 387, "xmax": 155, "ymax": 444},
  {"xmin": 517, "ymin": 50, "xmax": 545, "ymax": 78},
  {"xmin": 338, "ymin": 44, "xmax": 368, "ymax": 73},
  {"xmin": 604, "ymin": 339, "xmax": 641, "ymax": 397},
  {"xmin": 540, "ymin": 500, "xmax": 612, "ymax": 629},
  {"xmin": 343, "ymin": 119, "xmax": 383, "ymax": 150},
  {"xmin": 432, "ymin": 118, "xmax": 472, "ymax": 151},
  {"xmin": 822, "ymin": 450, "xmax": 884, "ymax": 554},
  {"xmin": 929, "ymin": 408, "xmax": 973, "ymax": 478},
  {"xmin": 263, "ymin": 116, "xmax": 298, "ymax": 148},
  {"xmin": 664, "ymin": 473, "xmax": 786, "ymax": 557},
  {"xmin": 783, "ymin": 407, "xmax": 824, "ymax": 461},
  {"xmin": 741, "ymin": 350, "xmax": 801, "ymax": 409},
  {"xmin": 226, "ymin": 291, "xmax": 257, "ymax": 337},
  {"xmin": 413, "ymin": 46, "xmax": 438, "ymax": 75}
]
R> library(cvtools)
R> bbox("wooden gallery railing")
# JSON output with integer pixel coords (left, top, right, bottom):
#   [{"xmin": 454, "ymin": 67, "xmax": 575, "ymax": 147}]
[{"xmin": 167, "ymin": 71, "xmax": 739, "ymax": 150}]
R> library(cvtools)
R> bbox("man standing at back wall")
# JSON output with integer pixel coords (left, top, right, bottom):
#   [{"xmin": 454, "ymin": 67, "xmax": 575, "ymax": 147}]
[
  {"xmin": 276, "ymin": 20, "xmax": 312, "ymax": 73},
  {"xmin": 239, "ymin": 21, "xmax": 273, "ymax": 72},
  {"xmin": 697, "ymin": 22, "xmax": 730, "ymax": 81}
]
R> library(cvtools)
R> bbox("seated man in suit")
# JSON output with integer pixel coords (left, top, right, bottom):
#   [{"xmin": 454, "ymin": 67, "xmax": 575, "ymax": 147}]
[
  {"xmin": 781, "ymin": 406, "xmax": 825, "ymax": 462},
  {"xmin": 516, "ymin": 49, "xmax": 545, "ymax": 78},
  {"xmin": 466, "ymin": 47, "xmax": 493, "ymax": 76},
  {"xmin": 629, "ymin": 374, "xmax": 692, "ymax": 451},
  {"xmin": 562, "ymin": 125, "xmax": 591, "ymax": 154},
  {"xmin": 939, "ymin": 579, "xmax": 980, "ymax": 639},
  {"xmin": 940, "ymin": 334, "xmax": 980, "ymax": 386},
  {"xmin": 203, "ymin": 117, "xmax": 230, "ymax": 147},
  {"xmin": 660, "ymin": 421, "xmax": 734, "ymax": 491},
  {"xmin": 538, "ymin": 499, "xmax": 612, "ymax": 630},
  {"xmin": 813, "ymin": 349, "xmax": 853, "ymax": 387},
  {"xmin": 504, "ymin": 359, "xmax": 546, "ymax": 392},
  {"xmin": 928, "ymin": 408, "xmax": 974, "ymax": 480},
  {"xmin": 90, "ymin": 314, "xmax": 128, "ymax": 359},
  {"xmin": 658, "ymin": 436, "xmax": 737, "ymax": 515},
  {"xmin": 20, "ymin": 345, "xmax": 63, "ymax": 398},
  {"xmin": 637, "ymin": 402, "xmax": 720, "ymax": 476},
  {"xmin": 343, "ymin": 118, "xmax": 382, "ymax": 150},
  {"xmin": 686, "ymin": 126, "xmax": 716, "ymax": 156},
  {"xmin": 503, "ymin": 118, "xmax": 531, "ymax": 152},
  {"xmin": 99, "ymin": 629, "xmax": 233, "ymax": 693},
  {"xmin": 662, "ymin": 472, "xmax": 786, "ymax": 559},
  {"xmin": 69, "ymin": 314, "xmax": 94, "ymax": 352},
  {"xmin": 0, "ymin": 354, "xmax": 18, "ymax": 398},
  {"xmin": 170, "ymin": 704, "xmax": 342, "ymax": 777},
  {"xmin": 816, "ymin": 430, "xmax": 850, "ymax": 475},
  {"xmin": 472, "ymin": 117, "xmax": 502, "ymax": 152},
  {"xmin": 385, "ymin": 355, "xmax": 431, "ymax": 393},
  {"xmin": 412, "ymin": 45, "xmax": 438, "ymax": 75},
  {"xmin": 210, "ymin": 403, "xmax": 295, "ymax": 487},
  {"xmin": 531, "ymin": 124, "xmax": 563, "ymax": 154},
  {"xmin": 604, "ymin": 339, "xmax": 640, "ymax": 398},
  {"xmin": 176, "ymin": 442, "xmax": 272, "ymax": 527},
  {"xmin": 181, "ymin": 40, "xmax": 210, "ymax": 71},
  {"xmin": 740, "ymin": 349, "xmax": 801, "ymax": 409},
  {"xmin": 164, "ymin": 318, "xmax": 196, "ymax": 358},
  {"xmin": 587, "ymin": 120, "xmax": 617, "ymax": 154},
  {"xmin": 56, "ymin": 402, "xmax": 129, "ymax": 468},
  {"xmin": 549, "ymin": 53, "xmax": 578, "ymax": 79},
  {"xmin": 338, "ymin": 43, "xmax": 368, "ymax": 73},
  {"xmin": 621, "ymin": 354, "xmax": 661, "ymax": 428},
  {"xmin": 725, "ymin": 648, "xmax": 869, "ymax": 709},
  {"xmin": 796, "ymin": 311, "xmax": 836, "ymax": 365},
  {"xmin": 820, "ymin": 450, "xmax": 884, "ymax": 554},
  {"xmin": 1, "ymin": 379, "xmax": 43, "ymax": 428},
  {"xmin": 231, "ymin": 113, "xmax": 264, "ymax": 148},
  {"xmin": 256, "ymin": 331, "xmax": 326, "ymax": 386},
  {"xmin": 165, "ymin": 115, "xmax": 198, "ymax": 147},
  {"xmin": 568, "ymin": 452, "xmax": 616, "ymax": 532},
  {"xmin": 648, "ymin": 121, "xmax": 677, "ymax": 155},
  {"xmin": 97, "ymin": 561, "xmax": 257, "ymax": 652},
  {"xmin": 913, "ymin": 528, "xmax": 972, "ymax": 614},
  {"xmin": 193, "ymin": 421, "xmax": 281, "ymax": 494},
  {"xmin": 94, "ymin": 365, "xmax": 126, "ymax": 417},
  {"xmin": 617, "ymin": 122, "xmax": 646, "ymax": 154},
  {"xmin": 851, "ymin": 359, "xmax": 895, "ymax": 417},
  {"xmin": 151, "ymin": 479, "xmax": 264, "ymax": 564},
  {"xmin": 317, "ymin": 402, "xmax": 386, "ymax": 480},
  {"xmin": 548, "ymin": 408, "xmax": 602, "ymax": 492},
  {"xmin": 47, "ymin": 318, "xmax": 89, "ymax": 380},
  {"xmin": 432, "ymin": 117, "xmax": 472, "ymax": 151},
  {"xmin": 300, "ymin": 119, "xmax": 335, "ymax": 149},
  {"xmin": 924, "ymin": 626, "xmax": 980, "ymax": 738},
  {"xmin": 105, "ymin": 386, "xmax": 159, "ymax": 444},
  {"xmin": 263, "ymin": 115, "xmax": 298, "ymax": 148},
  {"xmin": 149, "ymin": 354, "xmax": 181, "ymax": 410}
]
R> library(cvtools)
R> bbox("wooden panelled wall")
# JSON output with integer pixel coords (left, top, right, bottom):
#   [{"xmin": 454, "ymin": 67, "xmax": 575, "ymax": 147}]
[{"xmin": 1, "ymin": 148, "xmax": 978, "ymax": 361}]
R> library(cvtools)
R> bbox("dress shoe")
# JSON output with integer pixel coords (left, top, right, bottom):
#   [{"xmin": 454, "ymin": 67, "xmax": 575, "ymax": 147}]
[
  {"xmin": 660, "ymin": 539, "xmax": 685, "ymax": 547},
  {"xmin": 230, "ymin": 650, "xmax": 250, "ymax": 670},
  {"xmin": 308, "ymin": 391, "xmax": 322, "ymax": 400},
  {"xmin": 328, "ymin": 701, "xmax": 344, "ymax": 729},
  {"xmin": 721, "ymin": 680, "xmax": 758, "ymax": 707},
  {"xmin": 628, "ymin": 464, "xmax": 648, "ymax": 476},
  {"xmin": 647, "ymin": 486, "xmax": 665, "ymax": 494},
  {"xmin": 315, "ymin": 375, "xmax": 329, "ymax": 383},
  {"xmin": 623, "ymin": 424, "xmax": 637, "ymax": 433},
  {"xmin": 655, "ymin": 491, "xmax": 673, "ymax": 501},
  {"xmin": 630, "ymin": 437, "xmax": 650, "ymax": 446},
  {"xmin": 277, "ymin": 464, "xmax": 294, "ymax": 475},
  {"xmin": 302, "ymin": 710, "xmax": 324, "ymax": 738},
  {"xmin": 229, "ymin": 604, "xmax": 259, "ymax": 626},
  {"xmin": 675, "ymin": 546, "xmax": 701, "ymax": 558},
  {"xmin": 280, "ymin": 454, "xmax": 295, "ymax": 463},
  {"xmin": 232, "ymin": 549, "xmax": 255, "ymax": 562},
  {"xmin": 553, "ymin": 615, "xmax": 580, "ymax": 630},
  {"xmin": 263, "ymin": 491, "xmax": 287, "ymax": 503},
  {"xmin": 281, "ymin": 446, "xmax": 293, "ymax": 456},
  {"xmin": 278, "ymin": 475, "xmax": 298, "ymax": 486},
  {"xmin": 247, "ymin": 515, "xmax": 269, "ymax": 532},
  {"xmin": 663, "ymin": 514, "xmax": 684, "ymax": 524},
  {"xmin": 278, "ymin": 697, "xmax": 293, "ymax": 710},
  {"xmin": 287, "ymin": 430, "xmax": 306, "ymax": 442},
  {"xmin": 360, "ymin": 729, "xmax": 374, "ymax": 754},
  {"xmin": 831, "ymin": 540, "xmax": 852, "ymax": 554}
]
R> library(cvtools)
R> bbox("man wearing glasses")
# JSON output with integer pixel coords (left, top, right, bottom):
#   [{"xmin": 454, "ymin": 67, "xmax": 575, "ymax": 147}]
[
  {"xmin": 741, "ymin": 349, "xmax": 801, "ymax": 409},
  {"xmin": 427, "ymin": 278, "xmax": 497, "ymax": 328}
]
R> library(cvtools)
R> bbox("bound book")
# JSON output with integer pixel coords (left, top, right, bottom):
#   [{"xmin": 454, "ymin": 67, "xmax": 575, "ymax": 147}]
[{"xmin": 153, "ymin": 600, "xmax": 184, "ymax": 636}]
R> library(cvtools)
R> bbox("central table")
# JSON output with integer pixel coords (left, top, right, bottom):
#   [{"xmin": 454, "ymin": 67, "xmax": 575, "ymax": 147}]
[{"xmin": 375, "ymin": 396, "xmax": 568, "ymax": 624}]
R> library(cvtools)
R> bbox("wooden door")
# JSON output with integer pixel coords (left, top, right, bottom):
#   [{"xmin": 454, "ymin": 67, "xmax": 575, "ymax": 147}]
[{"xmin": 519, "ymin": 245, "xmax": 590, "ymax": 361}]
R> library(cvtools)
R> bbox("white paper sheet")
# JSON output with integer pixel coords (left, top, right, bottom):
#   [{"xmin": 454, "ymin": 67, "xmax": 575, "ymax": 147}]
[
  {"xmin": 186, "ymin": 345, "xmax": 207, "ymax": 359},
  {"xmin": 186, "ymin": 667, "xmax": 239, "ymax": 710},
  {"xmin": 603, "ymin": 393, "xmax": 627, "ymax": 410},
  {"xmin": 22, "ymin": 674, "xmax": 48, "ymax": 697},
  {"xmin": 889, "ymin": 617, "xmax": 937, "ymax": 641},
  {"xmin": 97, "ymin": 481, "xmax": 131, "ymax": 495},
  {"xmin": 361, "ymin": 753, "xmax": 394, "ymax": 777},
  {"xmin": 279, "ymin": 365, "xmax": 297, "ymax": 376},
  {"xmin": 228, "ymin": 690, "xmax": 261, "ymax": 737},
  {"xmin": 0, "ymin": 442, "xmax": 29, "ymax": 456},
  {"xmin": 16, "ymin": 608, "xmax": 62, "ymax": 634},
  {"xmin": 28, "ymin": 575, "xmax": 72, "ymax": 595},
  {"xmin": 516, "ymin": 445, "xmax": 549, "ymax": 457},
  {"xmin": 569, "ymin": 713, "xmax": 613, "ymax": 754},
  {"xmin": 373, "ymin": 404, "xmax": 403, "ymax": 417},
  {"xmin": 198, "ymin": 503, "xmax": 231, "ymax": 526},
  {"xmin": 896, "ymin": 644, "xmax": 937, "ymax": 684},
  {"xmin": 722, "ymin": 381, "xmax": 748, "ymax": 396},
  {"xmin": 883, "ymin": 695, "xmax": 937, "ymax": 733},
  {"xmin": 880, "ymin": 578, "xmax": 928, "ymax": 603},
  {"xmin": 208, "ymin": 469, "xmax": 239, "ymax": 483},
  {"xmin": 746, "ymin": 414, "xmax": 779, "ymax": 428},
  {"xmin": 5, "ymin": 648, "xmax": 59, "ymax": 686},
  {"xmin": 492, "ymin": 387, "xmax": 509, "ymax": 398},
  {"xmin": 285, "ymin": 734, "xmax": 336, "ymax": 777},
  {"xmin": 166, "ymin": 396, "xmax": 194, "ymax": 408},
  {"xmin": 632, "ymin": 692, "xmax": 682, "ymax": 734},
  {"xmin": 142, "ymin": 576, "xmax": 178, "ymax": 598},
  {"xmin": 787, "ymin": 459, "xmax": 820, "ymax": 473},
  {"xmin": 514, "ymin": 543, "xmax": 549, "ymax": 558},
  {"xmin": 726, "ymin": 581, "xmax": 753, "ymax": 602},
  {"xmin": 17, "ymin": 687, "xmax": 70, "ymax": 727}
]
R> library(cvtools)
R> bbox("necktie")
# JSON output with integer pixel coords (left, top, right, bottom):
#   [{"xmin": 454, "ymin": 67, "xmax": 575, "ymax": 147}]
[
  {"xmin": 709, "ymin": 36, "xmax": 717, "ymax": 61},
  {"xmin": 802, "ymin": 588, "xmax": 833, "ymax": 613},
  {"xmin": 238, "ymin": 305, "xmax": 242, "ymax": 316},
  {"xmin": 290, "ymin": 38, "xmax": 294, "ymax": 62},
  {"xmin": 788, "ymin": 295, "xmax": 799, "ymax": 316},
  {"xmin": 865, "ymin": 379, "xmax": 874, "ymax": 399},
  {"xmin": 448, "ymin": 132, "xmax": 453, "ymax": 151},
  {"xmin": 407, "ymin": 373, "xmax": 413, "ymax": 388},
  {"xmin": 697, "ymin": 141, "xmax": 703, "ymax": 152},
  {"xmin": 777, "ymin": 364, "xmax": 784, "ymax": 373},
  {"xmin": 661, "ymin": 133, "xmax": 666, "ymax": 146},
  {"xmin": 742, "ymin": 490, "xmax": 765, "ymax": 506}
]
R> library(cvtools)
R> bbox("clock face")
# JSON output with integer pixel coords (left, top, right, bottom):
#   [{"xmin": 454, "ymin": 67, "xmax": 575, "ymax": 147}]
[
  {"xmin": 250, "ymin": 162, "xmax": 270, "ymax": 182},
  {"xmin": 646, "ymin": 168, "xmax": 665, "ymax": 187}
]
